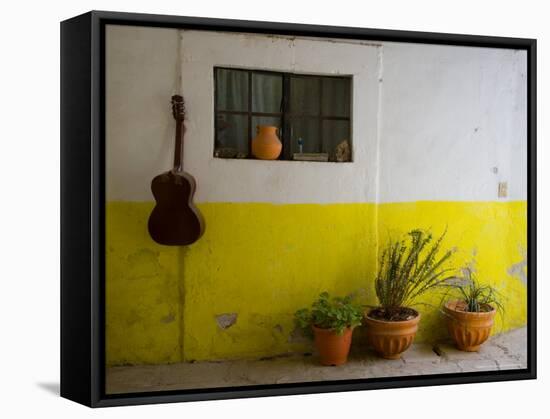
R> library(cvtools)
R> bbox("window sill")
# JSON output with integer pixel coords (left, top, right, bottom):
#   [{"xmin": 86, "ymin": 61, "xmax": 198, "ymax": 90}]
[{"xmin": 212, "ymin": 155, "xmax": 354, "ymax": 164}]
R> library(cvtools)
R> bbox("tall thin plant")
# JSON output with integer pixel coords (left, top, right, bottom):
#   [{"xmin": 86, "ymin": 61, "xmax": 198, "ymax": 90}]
[{"xmin": 374, "ymin": 229, "xmax": 456, "ymax": 312}]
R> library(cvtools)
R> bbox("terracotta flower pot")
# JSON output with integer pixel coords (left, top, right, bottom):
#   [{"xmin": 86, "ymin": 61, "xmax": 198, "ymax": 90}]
[
  {"xmin": 443, "ymin": 300, "xmax": 496, "ymax": 351},
  {"xmin": 364, "ymin": 309, "xmax": 420, "ymax": 359},
  {"xmin": 312, "ymin": 325, "xmax": 354, "ymax": 366},
  {"xmin": 251, "ymin": 125, "xmax": 282, "ymax": 160}
]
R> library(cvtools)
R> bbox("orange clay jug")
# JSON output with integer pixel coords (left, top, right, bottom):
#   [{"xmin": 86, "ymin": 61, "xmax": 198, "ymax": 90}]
[{"xmin": 251, "ymin": 125, "xmax": 282, "ymax": 160}]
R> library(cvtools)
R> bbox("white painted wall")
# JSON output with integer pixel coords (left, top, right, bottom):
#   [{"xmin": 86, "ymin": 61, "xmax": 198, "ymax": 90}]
[
  {"xmin": 378, "ymin": 43, "xmax": 527, "ymax": 202},
  {"xmin": 106, "ymin": 25, "xmax": 527, "ymax": 203},
  {"xmin": 106, "ymin": 25, "xmax": 180, "ymax": 202}
]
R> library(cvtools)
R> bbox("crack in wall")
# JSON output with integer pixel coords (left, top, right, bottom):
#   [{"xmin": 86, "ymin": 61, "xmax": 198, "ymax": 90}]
[{"xmin": 177, "ymin": 247, "xmax": 186, "ymax": 362}]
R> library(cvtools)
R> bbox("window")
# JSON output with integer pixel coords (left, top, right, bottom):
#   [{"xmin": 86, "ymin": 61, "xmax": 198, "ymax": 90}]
[{"xmin": 214, "ymin": 67, "xmax": 352, "ymax": 162}]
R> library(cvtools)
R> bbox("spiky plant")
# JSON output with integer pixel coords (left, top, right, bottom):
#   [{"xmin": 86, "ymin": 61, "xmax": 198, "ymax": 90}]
[
  {"xmin": 374, "ymin": 229, "xmax": 456, "ymax": 314},
  {"xmin": 447, "ymin": 268, "xmax": 504, "ymax": 313}
]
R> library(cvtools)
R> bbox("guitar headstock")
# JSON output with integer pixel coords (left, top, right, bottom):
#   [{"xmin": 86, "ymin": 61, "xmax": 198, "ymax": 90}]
[{"xmin": 171, "ymin": 95, "xmax": 186, "ymax": 121}]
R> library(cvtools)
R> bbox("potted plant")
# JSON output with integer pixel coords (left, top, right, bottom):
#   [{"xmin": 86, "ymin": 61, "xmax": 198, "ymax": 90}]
[
  {"xmin": 442, "ymin": 268, "xmax": 503, "ymax": 351},
  {"xmin": 294, "ymin": 292, "xmax": 363, "ymax": 366},
  {"xmin": 364, "ymin": 229, "xmax": 455, "ymax": 359}
]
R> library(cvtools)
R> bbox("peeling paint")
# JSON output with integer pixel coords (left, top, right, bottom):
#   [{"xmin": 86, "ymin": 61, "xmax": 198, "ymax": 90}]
[
  {"xmin": 216, "ymin": 313, "xmax": 238, "ymax": 330},
  {"xmin": 508, "ymin": 257, "xmax": 527, "ymax": 285}
]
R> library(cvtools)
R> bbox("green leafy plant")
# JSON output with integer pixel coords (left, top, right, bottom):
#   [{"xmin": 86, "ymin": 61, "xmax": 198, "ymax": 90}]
[
  {"xmin": 445, "ymin": 268, "xmax": 505, "ymax": 313},
  {"xmin": 294, "ymin": 292, "xmax": 363, "ymax": 335},
  {"xmin": 374, "ymin": 229, "xmax": 456, "ymax": 315}
]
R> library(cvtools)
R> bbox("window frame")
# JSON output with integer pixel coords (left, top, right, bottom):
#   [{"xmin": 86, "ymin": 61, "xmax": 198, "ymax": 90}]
[{"xmin": 214, "ymin": 67, "xmax": 352, "ymax": 161}]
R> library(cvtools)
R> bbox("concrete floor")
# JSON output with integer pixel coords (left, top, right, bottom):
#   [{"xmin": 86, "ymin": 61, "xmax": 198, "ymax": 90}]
[{"xmin": 106, "ymin": 327, "xmax": 527, "ymax": 394}]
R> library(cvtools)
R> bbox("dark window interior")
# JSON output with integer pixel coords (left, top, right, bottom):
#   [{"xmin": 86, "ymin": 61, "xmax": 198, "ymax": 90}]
[{"xmin": 214, "ymin": 67, "xmax": 352, "ymax": 162}]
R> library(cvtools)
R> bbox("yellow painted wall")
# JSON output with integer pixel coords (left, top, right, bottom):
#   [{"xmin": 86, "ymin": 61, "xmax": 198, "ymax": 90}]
[
  {"xmin": 181, "ymin": 203, "xmax": 378, "ymax": 361},
  {"xmin": 106, "ymin": 201, "xmax": 527, "ymax": 365},
  {"xmin": 106, "ymin": 202, "xmax": 182, "ymax": 366}
]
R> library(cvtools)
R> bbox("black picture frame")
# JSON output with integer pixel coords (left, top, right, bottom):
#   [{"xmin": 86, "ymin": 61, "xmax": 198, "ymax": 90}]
[{"xmin": 60, "ymin": 10, "xmax": 537, "ymax": 408}]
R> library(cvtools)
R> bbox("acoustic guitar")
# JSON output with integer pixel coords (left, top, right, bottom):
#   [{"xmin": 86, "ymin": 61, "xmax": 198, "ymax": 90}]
[{"xmin": 148, "ymin": 95, "xmax": 205, "ymax": 245}]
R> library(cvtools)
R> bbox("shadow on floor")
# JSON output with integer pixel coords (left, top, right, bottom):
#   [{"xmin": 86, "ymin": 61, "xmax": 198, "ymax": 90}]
[{"xmin": 36, "ymin": 382, "xmax": 60, "ymax": 396}]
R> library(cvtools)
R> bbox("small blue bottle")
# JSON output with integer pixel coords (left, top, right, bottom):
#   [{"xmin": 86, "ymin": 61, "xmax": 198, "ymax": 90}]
[{"xmin": 298, "ymin": 137, "xmax": 303, "ymax": 153}]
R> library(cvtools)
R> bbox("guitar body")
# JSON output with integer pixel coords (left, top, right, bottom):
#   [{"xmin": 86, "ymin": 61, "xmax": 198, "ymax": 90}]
[
  {"xmin": 147, "ymin": 94, "xmax": 205, "ymax": 246},
  {"xmin": 148, "ymin": 171, "xmax": 205, "ymax": 245}
]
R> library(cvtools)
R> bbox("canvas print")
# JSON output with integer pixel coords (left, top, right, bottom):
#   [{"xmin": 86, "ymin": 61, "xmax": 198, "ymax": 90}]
[{"xmin": 104, "ymin": 24, "xmax": 528, "ymax": 394}]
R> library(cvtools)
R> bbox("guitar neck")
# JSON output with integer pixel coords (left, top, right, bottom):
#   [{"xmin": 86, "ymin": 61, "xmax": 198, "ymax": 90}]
[
  {"xmin": 173, "ymin": 117, "xmax": 185, "ymax": 172},
  {"xmin": 171, "ymin": 94, "xmax": 186, "ymax": 172}
]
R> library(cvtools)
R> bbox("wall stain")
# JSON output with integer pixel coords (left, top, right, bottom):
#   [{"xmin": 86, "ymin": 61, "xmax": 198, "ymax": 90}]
[
  {"xmin": 161, "ymin": 313, "xmax": 176, "ymax": 324},
  {"xmin": 288, "ymin": 326, "xmax": 310, "ymax": 344},
  {"xmin": 508, "ymin": 256, "xmax": 527, "ymax": 285},
  {"xmin": 216, "ymin": 313, "xmax": 238, "ymax": 330}
]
